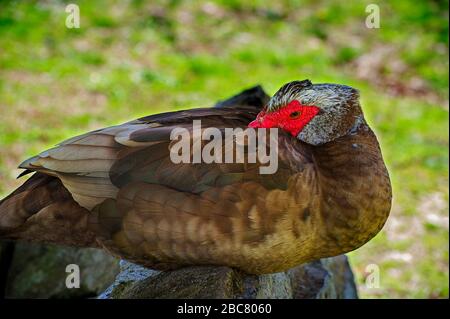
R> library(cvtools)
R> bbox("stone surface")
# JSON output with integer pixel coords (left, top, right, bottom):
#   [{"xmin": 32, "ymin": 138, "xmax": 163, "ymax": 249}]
[
  {"xmin": 0, "ymin": 242, "xmax": 15, "ymax": 297},
  {"xmin": 100, "ymin": 255, "xmax": 358, "ymax": 299},
  {"xmin": 5, "ymin": 242, "xmax": 120, "ymax": 298},
  {"xmin": 214, "ymin": 85, "xmax": 270, "ymax": 109},
  {"xmin": 98, "ymin": 259, "xmax": 159, "ymax": 299},
  {"xmin": 287, "ymin": 255, "xmax": 358, "ymax": 299}
]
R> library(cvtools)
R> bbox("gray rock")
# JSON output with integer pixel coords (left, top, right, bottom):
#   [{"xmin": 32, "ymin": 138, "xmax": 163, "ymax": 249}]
[
  {"xmin": 321, "ymin": 255, "xmax": 359, "ymax": 299},
  {"xmin": 287, "ymin": 255, "xmax": 358, "ymax": 299},
  {"xmin": 101, "ymin": 255, "xmax": 358, "ymax": 299},
  {"xmin": 98, "ymin": 259, "xmax": 160, "ymax": 299},
  {"xmin": 5, "ymin": 242, "xmax": 120, "ymax": 298},
  {"xmin": 0, "ymin": 242, "xmax": 15, "ymax": 297},
  {"xmin": 214, "ymin": 85, "xmax": 270, "ymax": 109}
]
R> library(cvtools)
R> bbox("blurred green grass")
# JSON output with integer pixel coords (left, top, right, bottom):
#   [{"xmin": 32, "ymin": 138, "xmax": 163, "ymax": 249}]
[{"xmin": 0, "ymin": 0, "xmax": 448, "ymax": 298}]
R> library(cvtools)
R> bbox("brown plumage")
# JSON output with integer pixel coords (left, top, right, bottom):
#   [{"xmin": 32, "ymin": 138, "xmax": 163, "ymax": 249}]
[{"xmin": 0, "ymin": 81, "xmax": 391, "ymax": 274}]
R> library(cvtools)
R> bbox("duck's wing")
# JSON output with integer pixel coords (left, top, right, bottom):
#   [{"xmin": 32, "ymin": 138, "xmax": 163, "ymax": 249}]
[{"xmin": 18, "ymin": 105, "xmax": 308, "ymax": 206}]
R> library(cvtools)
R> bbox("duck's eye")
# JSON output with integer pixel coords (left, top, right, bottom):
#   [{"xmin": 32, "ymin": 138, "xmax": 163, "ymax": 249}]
[{"xmin": 289, "ymin": 111, "xmax": 301, "ymax": 119}]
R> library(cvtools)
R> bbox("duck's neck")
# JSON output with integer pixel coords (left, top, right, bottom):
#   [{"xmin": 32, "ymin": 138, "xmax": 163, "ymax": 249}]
[{"xmin": 311, "ymin": 117, "xmax": 392, "ymax": 254}]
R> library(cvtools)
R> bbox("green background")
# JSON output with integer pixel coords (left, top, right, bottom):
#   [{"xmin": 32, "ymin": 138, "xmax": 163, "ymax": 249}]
[{"xmin": 0, "ymin": 0, "xmax": 448, "ymax": 298}]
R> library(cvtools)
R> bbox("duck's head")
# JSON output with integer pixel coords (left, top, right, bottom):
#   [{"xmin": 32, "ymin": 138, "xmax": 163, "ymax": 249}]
[{"xmin": 249, "ymin": 80, "xmax": 364, "ymax": 145}]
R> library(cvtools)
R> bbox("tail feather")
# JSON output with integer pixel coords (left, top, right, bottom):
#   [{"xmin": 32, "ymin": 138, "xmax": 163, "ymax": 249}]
[{"xmin": 0, "ymin": 172, "xmax": 98, "ymax": 248}]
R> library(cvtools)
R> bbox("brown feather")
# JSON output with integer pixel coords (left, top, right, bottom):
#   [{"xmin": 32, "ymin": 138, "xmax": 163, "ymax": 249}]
[{"xmin": 0, "ymin": 83, "xmax": 391, "ymax": 274}]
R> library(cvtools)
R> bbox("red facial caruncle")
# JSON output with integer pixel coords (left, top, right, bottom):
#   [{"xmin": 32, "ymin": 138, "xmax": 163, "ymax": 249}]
[{"xmin": 248, "ymin": 100, "xmax": 320, "ymax": 137}]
